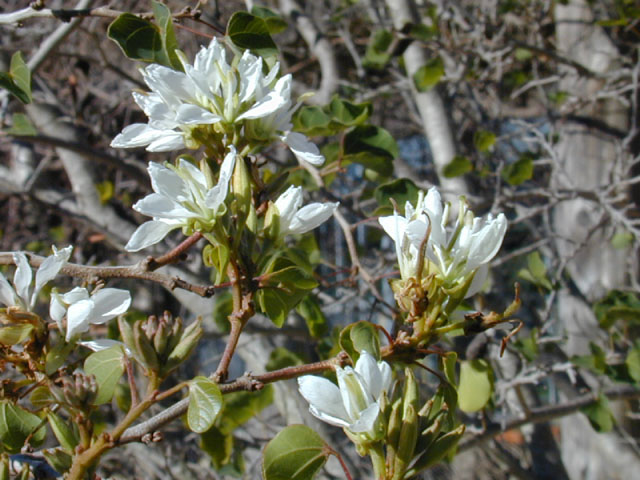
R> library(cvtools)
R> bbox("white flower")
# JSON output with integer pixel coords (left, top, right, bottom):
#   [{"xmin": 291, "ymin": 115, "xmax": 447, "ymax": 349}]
[
  {"xmin": 111, "ymin": 38, "xmax": 324, "ymax": 165},
  {"xmin": 0, "ymin": 245, "xmax": 72, "ymax": 311},
  {"xmin": 125, "ymin": 146, "xmax": 236, "ymax": 252},
  {"xmin": 379, "ymin": 187, "xmax": 507, "ymax": 295},
  {"xmin": 50, "ymin": 286, "xmax": 131, "ymax": 342},
  {"xmin": 273, "ymin": 185, "xmax": 338, "ymax": 237},
  {"xmin": 298, "ymin": 351, "xmax": 392, "ymax": 437}
]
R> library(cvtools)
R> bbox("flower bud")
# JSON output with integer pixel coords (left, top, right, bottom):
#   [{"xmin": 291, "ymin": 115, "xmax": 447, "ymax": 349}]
[{"xmin": 165, "ymin": 317, "xmax": 203, "ymax": 374}]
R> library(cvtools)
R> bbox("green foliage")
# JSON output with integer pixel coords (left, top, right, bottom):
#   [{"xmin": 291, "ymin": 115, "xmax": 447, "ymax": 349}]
[
  {"xmin": 203, "ymin": 243, "xmax": 230, "ymax": 284},
  {"xmin": 0, "ymin": 402, "xmax": 45, "ymax": 453},
  {"xmin": 0, "ymin": 52, "xmax": 32, "ymax": 104},
  {"xmin": 293, "ymin": 96, "xmax": 371, "ymax": 137},
  {"xmin": 84, "ymin": 345, "xmax": 125, "ymax": 405},
  {"xmin": 250, "ymin": 6, "xmax": 288, "ymax": 34},
  {"xmin": 295, "ymin": 295, "xmax": 328, "ymax": 338},
  {"xmin": 593, "ymin": 290, "xmax": 640, "ymax": 329},
  {"xmin": 363, "ymin": 29, "xmax": 393, "ymax": 70},
  {"xmin": 374, "ymin": 178, "xmax": 420, "ymax": 215},
  {"xmin": 343, "ymin": 125, "xmax": 398, "ymax": 177},
  {"xmin": 513, "ymin": 328, "xmax": 539, "ymax": 361},
  {"xmin": 502, "ymin": 154, "xmax": 534, "ymax": 185},
  {"xmin": 187, "ymin": 377, "xmax": 223, "ymax": 434},
  {"xmin": 350, "ymin": 321, "xmax": 381, "ymax": 360},
  {"xmin": 227, "ymin": 12, "xmax": 278, "ymax": 58},
  {"xmin": 518, "ymin": 251, "xmax": 553, "ymax": 291},
  {"xmin": 6, "ymin": 113, "xmax": 36, "ymax": 136},
  {"xmin": 107, "ymin": 1, "xmax": 181, "ymax": 70},
  {"xmin": 0, "ymin": 324, "xmax": 34, "ymax": 346},
  {"xmin": 256, "ymin": 249, "xmax": 318, "ymax": 327},
  {"xmin": 47, "ymin": 411, "xmax": 78, "ymax": 454},
  {"xmin": 457, "ymin": 359, "xmax": 493, "ymax": 413},
  {"xmin": 581, "ymin": 394, "xmax": 615, "ymax": 432},
  {"xmin": 262, "ymin": 425, "xmax": 329, "ymax": 480},
  {"xmin": 443, "ymin": 155, "xmax": 473, "ymax": 178},
  {"xmin": 266, "ymin": 347, "xmax": 304, "ymax": 371},
  {"xmin": 611, "ymin": 231, "xmax": 634, "ymax": 249},
  {"xmin": 413, "ymin": 56, "xmax": 445, "ymax": 91},
  {"xmin": 473, "ymin": 130, "xmax": 496, "ymax": 153}
]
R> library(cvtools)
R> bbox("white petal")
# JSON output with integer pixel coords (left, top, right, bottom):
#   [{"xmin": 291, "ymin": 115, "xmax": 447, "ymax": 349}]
[
  {"xmin": 0, "ymin": 273, "xmax": 16, "ymax": 307},
  {"xmin": 147, "ymin": 132, "xmax": 186, "ymax": 152},
  {"xmin": 288, "ymin": 202, "xmax": 338, "ymax": 235},
  {"xmin": 132, "ymin": 92, "xmax": 173, "ymax": 123},
  {"xmin": 148, "ymin": 162, "xmax": 189, "ymax": 202},
  {"xmin": 298, "ymin": 376, "xmax": 350, "ymax": 425},
  {"xmin": 142, "ymin": 64, "xmax": 195, "ymax": 107},
  {"xmin": 49, "ymin": 290, "xmax": 66, "ymax": 331},
  {"xmin": 378, "ymin": 361, "xmax": 392, "ymax": 394},
  {"xmin": 61, "ymin": 286, "xmax": 89, "ymax": 304},
  {"xmin": 133, "ymin": 193, "xmax": 196, "ymax": 219},
  {"xmin": 355, "ymin": 351, "xmax": 383, "ymax": 399},
  {"xmin": 175, "ymin": 104, "xmax": 221, "ymax": 125},
  {"xmin": 378, "ymin": 215, "xmax": 407, "ymax": 243},
  {"xmin": 33, "ymin": 246, "xmax": 72, "ymax": 307},
  {"xmin": 176, "ymin": 158, "xmax": 207, "ymax": 192},
  {"xmin": 87, "ymin": 288, "xmax": 131, "ymax": 324},
  {"xmin": 348, "ymin": 403, "xmax": 380, "ymax": 433},
  {"xmin": 405, "ymin": 219, "xmax": 431, "ymax": 249},
  {"xmin": 283, "ymin": 132, "xmax": 325, "ymax": 166},
  {"xmin": 204, "ymin": 146, "xmax": 236, "ymax": 211},
  {"xmin": 110, "ymin": 124, "xmax": 166, "ymax": 149},
  {"xmin": 465, "ymin": 263, "xmax": 488, "ymax": 298},
  {"xmin": 13, "ymin": 253, "xmax": 32, "ymax": 307},
  {"xmin": 237, "ymin": 76, "xmax": 289, "ymax": 120},
  {"xmin": 466, "ymin": 213, "xmax": 507, "ymax": 272},
  {"xmin": 66, "ymin": 299, "xmax": 94, "ymax": 341},
  {"xmin": 125, "ymin": 220, "xmax": 179, "ymax": 252},
  {"xmin": 78, "ymin": 339, "xmax": 127, "ymax": 353},
  {"xmin": 274, "ymin": 186, "xmax": 304, "ymax": 230}
]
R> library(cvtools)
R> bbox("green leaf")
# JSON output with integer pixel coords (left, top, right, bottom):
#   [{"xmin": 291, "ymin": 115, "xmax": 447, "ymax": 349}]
[
  {"xmin": 518, "ymin": 251, "xmax": 552, "ymax": 291},
  {"xmin": 349, "ymin": 321, "xmax": 380, "ymax": 360},
  {"xmin": 293, "ymin": 106, "xmax": 332, "ymax": 137},
  {"xmin": 374, "ymin": 178, "xmax": 419, "ymax": 214},
  {"xmin": 251, "ymin": 6, "xmax": 288, "ymax": 34},
  {"xmin": 200, "ymin": 425, "xmax": 234, "ymax": 469},
  {"xmin": 611, "ymin": 231, "xmax": 634, "ymax": 249},
  {"xmin": 95, "ymin": 180, "xmax": 114, "ymax": 205},
  {"xmin": 151, "ymin": 0, "xmax": 182, "ymax": 70},
  {"xmin": 42, "ymin": 449, "xmax": 72, "ymax": 476},
  {"xmin": 187, "ymin": 376, "xmax": 223, "ymax": 434},
  {"xmin": 443, "ymin": 155, "xmax": 473, "ymax": 178},
  {"xmin": 0, "ymin": 324, "xmax": 33, "ymax": 345},
  {"xmin": 227, "ymin": 12, "xmax": 278, "ymax": 58},
  {"xmin": 30, "ymin": 386, "xmax": 53, "ymax": 409},
  {"xmin": 47, "ymin": 412, "xmax": 78, "ymax": 453},
  {"xmin": 513, "ymin": 328, "xmax": 539, "ymax": 361},
  {"xmin": 84, "ymin": 345, "xmax": 125, "ymax": 405},
  {"xmin": 593, "ymin": 290, "xmax": 640, "ymax": 329},
  {"xmin": 406, "ymin": 424, "xmax": 465, "ymax": 475},
  {"xmin": 338, "ymin": 323, "xmax": 357, "ymax": 363},
  {"xmin": 107, "ymin": 14, "xmax": 172, "ymax": 66},
  {"xmin": 474, "ymin": 130, "xmax": 496, "ymax": 153},
  {"xmin": 218, "ymin": 385, "xmax": 273, "ymax": 435},
  {"xmin": 0, "ymin": 52, "xmax": 31, "ymax": 104},
  {"xmin": 263, "ymin": 425, "xmax": 329, "ymax": 480},
  {"xmin": 343, "ymin": 125, "xmax": 397, "ymax": 177},
  {"xmin": 571, "ymin": 342, "xmax": 607, "ymax": 375},
  {"xmin": 502, "ymin": 155, "xmax": 534, "ymax": 185},
  {"xmin": 266, "ymin": 347, "xmax": 304, "ymax": 371},
  {"xmin": 295, "ymin": 295, "xmax": 328, "ymax": 338},
  {"xmin": 328, "ymin": 97, "xmax": 371, "ymax": 128},
  {"xmin": 625, "ymin": 344, "xmax": 640, "ymax": 383},
  {"xmin": 7, "ymin": 113, "xmax": 36, "ymax": 136},
  {"xmin": 203, "ymin": 243, "xmax": 230, "ymax": 284},
  {"xmin": 408, "ymin": 22, "xmax": 438, "ymax": 42},
  {"xmin": 413, "ymin": 56, "xmax": 445, "ymax": 91},
  {"xmin": 514, "ymin": 48, "xmax": 533, "ymax": 61},
  {"xmin": 581, "ymin": 394, "xmax": 615, "ymax": 432},
  {"xmin": 363, "ymin": 29, "xmax": 393, "ymax": 70},
  {"xmin": 0, "ymin": 401, "xmax": 44, "ymax": 453},
  {"xmin": 458, "ymin": 359, "xmax": 493, "ymax": 412}
]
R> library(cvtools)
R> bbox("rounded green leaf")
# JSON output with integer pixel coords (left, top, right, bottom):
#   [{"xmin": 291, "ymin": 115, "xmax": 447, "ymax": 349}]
[
  {"xmin": 0, "ymin": 324, "xmax": 34, "ymax": 345},
  {"xmin": 251, "ymin": 6, "xmax": 288, "ymax": 34},
  {"xmin": 502, "ymin": 155, "xmax": 534, "ymax": 185},
  {"xmin": 350, "ymin": 321, "xmax": 380, "ymax": 360},
  {"xmin": 84, "ymin": 345, "xmax": 125, "ymax": 405},
  {"xmin": 343, "ymin": 125, "xmax": 398, "ymax": 177},
  {"xmin": 413, "ymin": 56, "xmax": 445, "ymax": 91},
  {"xmin": 187, "ymin": 376, "xmax": 223, "ymax": 433},
  {"xmin": 374, "ymin": 178, "xmax": 419, "ymax": 214},
  {"xmin": 473, "ymin": 130, "xmax": 496, "ymax": 153},
  {"xmin": 227, "ymin": 12, "xmax": 278, "ymax": 58},
  {"xmin": 47, "ymin": 411, "xmax": 78, "ymax": 453},
  {"xmin": 0, "ymin": 401, "xmax": 45, "ymax": 453},
  {"xmin": 458, "ymin": 359, "xmax": 493, "ymax": 413},
  {"xmin": 263, "ymin": 425, "xmax": 329, "ymax": 480},
  {"xmin": 107, "ymin": 13, "xmax": 171, "ymax": 66},
  {"xmin": 0, "ymin": 51, "xmax": 31, "ymax": 104},
  {"xmin": 443, "ymin": 155, "xmax": 473, "ymax": 178}
]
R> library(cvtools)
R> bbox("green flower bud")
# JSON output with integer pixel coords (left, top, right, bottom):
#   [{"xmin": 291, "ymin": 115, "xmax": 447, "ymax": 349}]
[
  {"xmin": 165, "ymin": 317, "xmax": 203, "ymax": 373},
  {"xmin": 232, "ymin": 154, "xmax": 252, "ymax": 216},
  {"xmin": 393, "ymin": 404, "xmax": 418, "ymax": 479},
  {"xmin": 133, "ymin": 322, "xmax": 159, "ymax": 371}
]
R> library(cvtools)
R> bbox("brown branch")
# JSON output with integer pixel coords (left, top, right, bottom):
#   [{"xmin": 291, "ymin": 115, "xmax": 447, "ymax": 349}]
[
  {"xmin": 459, "ymin": 384, "xmax": 640, "ymax": 451},
  {"xmin": 0, "ymin": 252, "xmax": 216, "ymax": 298},
  {"xmin": 119, "ymin": 355, "xmax": 347, "ymax": 444}
]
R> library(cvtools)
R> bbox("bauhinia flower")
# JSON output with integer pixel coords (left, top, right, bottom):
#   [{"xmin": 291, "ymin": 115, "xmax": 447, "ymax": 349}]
[
  {"xmin": 379, "ymin": 187, "xmax": 507, "ymax": 296},
  {"xmin": 298, "ymin": 351, "xmax": 392, "ymax": 439},
  {"xmin": 0, "ymin": 245, "xmax": 72, "ymax": 311},
  {"xmin": 270, "ymin": 185, "xmax": 339, "ymax": 238},
  {"xmin": 111, "ymin": 38, "xmax": 324, "ymax": 165},
  {"xmin": 125, "ymin": 146, "xmax": 236, "ymax": 252},
  {"xmin": 50, "ymin": 286, "xmax": 131, "ymax": 342}
]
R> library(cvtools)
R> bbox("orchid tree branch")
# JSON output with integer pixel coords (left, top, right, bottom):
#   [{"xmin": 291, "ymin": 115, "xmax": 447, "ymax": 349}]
[{"xmin": 0, "ymin": 252, "xmax": 217, "ymax": 298}]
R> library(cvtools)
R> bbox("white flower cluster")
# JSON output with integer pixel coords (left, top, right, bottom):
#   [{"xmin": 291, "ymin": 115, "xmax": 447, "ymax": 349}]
[
  {"xmin": 379, "ymin": 187, "xmax": 507, "ymax": 296},
  {"xmin": 111, "ymin": 38, "xmax": 324, "ymax": 166}
]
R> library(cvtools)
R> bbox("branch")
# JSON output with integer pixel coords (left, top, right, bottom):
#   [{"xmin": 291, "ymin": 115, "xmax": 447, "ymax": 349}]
[
  {"xmin": 0, "ymin": 252, "xmax": 216, "ymax": 298},
  {"xmin": 460, "ymin": 384, "xmax": 640, "ymax": 451}
]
